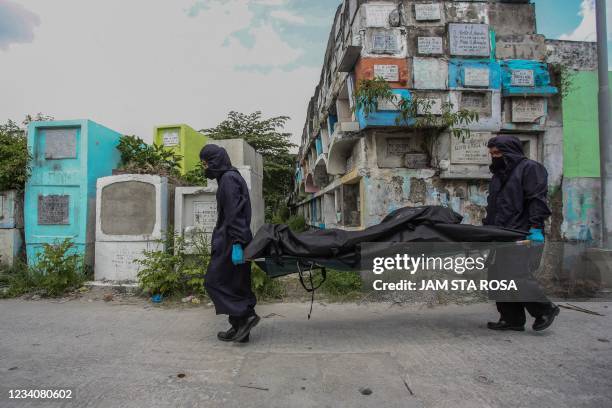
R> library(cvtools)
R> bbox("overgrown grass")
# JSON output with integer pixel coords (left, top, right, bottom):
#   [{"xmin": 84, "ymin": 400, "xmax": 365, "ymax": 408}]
[
  {"xmin": 320, "ymin": 269, "xmax": 363, "ymax": 301},
  {"xmin": 137, "ymin": 232, "xmax": 210, "ymax": 298},
  {"xmin": 136, "ymin": 231, "xmax": 285, "ymax": 302},
  {"xmin": 287, "ymin": 214, "xmax": 306, "ymax": 232},
  {"xmin": 251, "ymin": 264, "xmax": 286, "ymax": 300},
  {"xmin": 0, "ymin": 261, "xmax": 31, "ymax": 298},
  {"xmin": 0, "ymin": 239, "xmax": 86, "ymax": 298}
]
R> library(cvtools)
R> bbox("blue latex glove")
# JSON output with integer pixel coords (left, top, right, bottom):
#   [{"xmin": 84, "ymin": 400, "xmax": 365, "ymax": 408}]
[
  {"xmin": 527, "ymin": 228, "xmax": 545, "ymax": 243},
  {"xmin": 231, "ymin": 244, "xmax": 245, "ymax": 265}
]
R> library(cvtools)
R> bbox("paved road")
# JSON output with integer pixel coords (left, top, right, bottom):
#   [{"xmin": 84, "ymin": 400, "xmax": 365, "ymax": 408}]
[{"xmin": 1, "ymin": 299, "xmax": 611, "ymax": 408}]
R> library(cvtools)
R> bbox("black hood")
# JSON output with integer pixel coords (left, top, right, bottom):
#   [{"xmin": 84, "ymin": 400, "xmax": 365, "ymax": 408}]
[
  {"xmin": 487, "ymin": 135, "xmax": 526, "ymax": 174},
  {"xmin": 199, "ymin": 144, "xmax": 236, "ymax": 180}
]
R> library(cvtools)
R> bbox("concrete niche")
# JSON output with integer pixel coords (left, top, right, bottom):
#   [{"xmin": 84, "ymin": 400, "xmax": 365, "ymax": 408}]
[{"xmin": 95, "ymin": 174, "xmax": 168, "ymax": 282}]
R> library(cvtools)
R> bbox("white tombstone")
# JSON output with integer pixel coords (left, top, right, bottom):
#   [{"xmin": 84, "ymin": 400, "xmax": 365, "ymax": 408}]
[
  {"xmin": 363, "ymin": 3, "xmax": 397, "ymax": 27},
  {"xmin": 0, "ymin": 229, "xmax": 22, "ymax": 266},
  {"xmin": 211, "ymin": 139, "xmax": 265, "ymax": 234},
  {"xmin": 94, "ymin": 175, "xmax": 168, "ymax": 282},
  {"xmin": 512, "ymin": 98, "xmax": 546, "ymax": 123},
  {"xmin": 374, "ymin": 64, "xmax": 400, "ymax": 81},
  {"xmin": 511, "ymin": 69, "xmax": 535, "ymax": 87},
  {"xmin": 0, "ymin": 190, "xmax": 22, "ymax": 229},
  {"xmin": 174, "ymin": 165, "xmax": 264, "ymax": 255},
  {"xmin": 414, "ymin": 3, "xmax": 441, "ymax": 21},
  {"xmin": 413, "ymin": 57, "xmax": 448, "ymax": 90},
  {"xmin": 418, "ymin": 37, "xmax": 444, "ymax": 55},
  {"xmin": 449, "ymin": 23, "xmax": 490, "ymax": 57},
  {"xmin": 0, "ymin": 190, "xmax": 23, "ymax": 266},
  {"xmin": 464, "ymin": 67, "xmax": 490, "ymax": 88},
  {"xmin": 174, "ymin": 186, "xmax": 217, "ymax": 255},
  {"xmin": 450, "ymin": 132, "xmax": 492, "ymax": 165}
]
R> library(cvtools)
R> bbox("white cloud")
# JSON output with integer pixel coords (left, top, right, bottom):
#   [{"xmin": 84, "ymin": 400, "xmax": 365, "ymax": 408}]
[
  {"xmin": 559, "ymin": 0, "xmax": 612, "ymax": 42},
  {"xmin": 270, "ymin": 10, "xmax": 305, "ymax": 24},
  {"xmin": 253, "ymin": 0, "xmax": 286, "ymax": 5},
  {"xmin": 0, "ymin": 0, "xmax": 319, "ymax": 145},
  {"xmin": 223, "ymin": 24, "xmax": 303, "ymax": 66},
  {"xmin": 0, "ymin": 0, "xmax": 40, "ymax": 50}
]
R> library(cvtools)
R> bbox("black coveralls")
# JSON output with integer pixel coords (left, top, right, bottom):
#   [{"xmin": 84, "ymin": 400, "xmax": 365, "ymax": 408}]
[
  {"xmin": 483, "ymin": 135, "xmax": 554, "ymax": 326},
  {"xmin": 200, "ymin": 145, "xmax": 256, "ymax": 324}
]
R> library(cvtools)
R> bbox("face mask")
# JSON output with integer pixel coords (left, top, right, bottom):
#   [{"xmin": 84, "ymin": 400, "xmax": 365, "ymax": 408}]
[
  {"xmin": 490, "ymin": 156, "xmax": 506, "ymax": 173},
  {"xmin": 204, "ymin": 168, "xmax": 216, "ymax": 180}
]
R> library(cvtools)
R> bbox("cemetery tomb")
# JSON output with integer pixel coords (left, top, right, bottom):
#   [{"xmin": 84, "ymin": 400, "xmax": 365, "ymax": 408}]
[
  {"xmin": 153, "ymin": 124, "xmax": 207, "ymax": 175},
  {"xmin": 24, "ymin": 120, "xmax": 122, "ymax": 266},
  {"xmin": 94, "ymin": 174, "xmax": 168, "ymax": 281}
]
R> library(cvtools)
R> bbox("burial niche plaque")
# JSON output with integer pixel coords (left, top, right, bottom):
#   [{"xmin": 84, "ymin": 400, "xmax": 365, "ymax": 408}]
[
  {"xmin": 374, "ymin": 64, "xmax": 399, "ymax": 81},
  {"xmin": 418, "ymin": 37, "xmax": 443, "ymax": 54},
  {"xmin": 512, "ymin": 98, "xmax": 546, "ymax": 123},
  {"xmin": 387, "ymin": 138, "xmax": 414, "ymax": 157},
  {"xmin": 366, "ymin": 5, "xmax": 394, "ymax": 27},
  {"xmin": 414, "ymin": 3, "xmax": 441, "ymax": 21},
  {"xmin": 450, "ymin": 133, "xmax": 490, "ymax": 164},
  {"xmin": 404, "ymin": 153, "xmax": 430, "ymax": 169},
  {"xmin": 464, "ymin": 67, "xmax": 490, "ymax": 87},
  {"xmin": 377, "ymin": 94, "xmax": 402, "ymax": 111},
  {"xmin": 449, "ymin": 24, "xmax": 490, "ymax": 57},
  {"xmin": 162, "ymin": 129, "xmax": 180, "ymax": 146},
  {"xmin": 193, "ymin": 201, "xmax": 218, "ymax": 233},
  {"xmin": 372, "ymin": 33, "xmax": 399, "ymax": 54},
  {"xmin": 38, "ymin": 195, "xmax": 70, "ymax": 225},
  {"xmin": 45, "ymin": 128, "xmax": 77, "ymax": 159},
  {"xmin": 511, "ymin": 70, "xmax": 535, "ymax": 87}
]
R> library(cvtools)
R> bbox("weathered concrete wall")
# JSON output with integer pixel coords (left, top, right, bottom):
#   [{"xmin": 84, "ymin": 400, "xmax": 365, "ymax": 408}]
[
  {"xmin": 293, "ymin": 1, "xmax": 594, "ymax": 239},
  {"xmin": 561, "ymin": 178, "xmax": 601, "ymax": 242},
  {"xmin": 0, "ymin": 190, "xmax": 23, "ymax": 229},
  {"xmin": 0, "ymin": 190, "xmax": 24, "ymax": 266},
  {"xmin": 0, "ymin": 229, "xmax": 22, "ymax": 267},
  {"xmin": 546, "ymin": 39, "xmax": 598, "ymax": 71}
]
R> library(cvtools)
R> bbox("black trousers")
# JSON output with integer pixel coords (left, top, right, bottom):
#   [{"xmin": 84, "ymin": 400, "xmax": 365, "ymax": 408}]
[{"xmin": 489, "ymin": 243, "xmax": 553, "ymax": 325}]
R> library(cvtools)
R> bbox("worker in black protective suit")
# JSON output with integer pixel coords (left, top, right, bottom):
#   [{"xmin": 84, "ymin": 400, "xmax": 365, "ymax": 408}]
[
  {"xmin": 483, "ymin": 135, "xmax": 560, "ymax": 332},
  {"xmin": 200, "ymin": 144, "xmax": 259, "ymax": 343}
]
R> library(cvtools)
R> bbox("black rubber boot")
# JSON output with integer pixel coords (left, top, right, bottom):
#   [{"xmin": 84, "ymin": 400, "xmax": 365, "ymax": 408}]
[
  {"xmin": 487, "ymin": 320, "xmax": 525, "ymax": 331},
  {"xmin": 233, "ymin": 314, "xmax": 260, "ymax": 343},
  {"xmin": 533, "ymin": 305, "xmax": 560, "ymax": 331},
  {"xmin": 217, "ymin": 326, "xmax": 250, "ymax": 343}
]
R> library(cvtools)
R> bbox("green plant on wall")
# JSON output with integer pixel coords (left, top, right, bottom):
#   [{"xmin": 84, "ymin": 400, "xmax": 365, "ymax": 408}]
[
  {"xmin": 31, "ymin": 239, "xmax": 86, "ymax": 297},
  {"xmin": 117, "ymin": 135, "xmax": 183, "ymax": 176},
  {"xmin": 0, "ymin": 120, "xmax": 31, "ymax": 192},
  {"xmin": 181, "ymin": 161, "xmax": 207, "ymax": 187},
  {"xmin": 136, "ymin": 231, "xmax": 211, "ymax": 298},
  {"xmin": 396, "ymin": 98, "xmax": 480, "ymax": 141},
  {"xmin": 136, "ymin": 229, "xmax": 285, "ymax": 300},
  {"xmin": 549, "ymin": 63, "xmax": 578, "ymax": 98},
  {"xmin": 0, "ymin": 114, "xmax": 55, "ymax": 192},
  {"xmin": 352, "ymin": 77, "xmax": 395, "ymax": 117},
  {"xmin": 352, "ymin": 78, "xmax": 479, "ymax": 140}
]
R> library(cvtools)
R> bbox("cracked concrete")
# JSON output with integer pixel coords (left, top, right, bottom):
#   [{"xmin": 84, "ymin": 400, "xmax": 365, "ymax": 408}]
[{"xmin": 1, "ymin": 300, "xmax": 611, "ymax": 408}]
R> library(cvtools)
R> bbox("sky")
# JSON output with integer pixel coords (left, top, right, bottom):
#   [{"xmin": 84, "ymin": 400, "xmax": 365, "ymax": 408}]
[{"xmin": 0, "ymin": 0, "xmax": 608, "ymax": 146}]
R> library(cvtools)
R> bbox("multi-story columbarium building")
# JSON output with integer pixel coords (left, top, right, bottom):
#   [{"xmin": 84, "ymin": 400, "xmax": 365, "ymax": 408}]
[{"xmin": 291, "ymin": 0, "xmax": 576, "ymax": 232}]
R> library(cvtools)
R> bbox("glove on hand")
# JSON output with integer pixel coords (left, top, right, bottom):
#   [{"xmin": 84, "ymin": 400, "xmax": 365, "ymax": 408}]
[{"xmin": 231, "ymin": 244, "xmax": 245, "ymax": 265}]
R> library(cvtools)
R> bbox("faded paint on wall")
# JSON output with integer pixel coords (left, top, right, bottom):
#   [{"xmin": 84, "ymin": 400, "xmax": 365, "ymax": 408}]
[
  {"xmin": 362, "ymin": 168, "xmax": 489, "ymax": 227},
  {"xmin": 561, "ymin": 178, "xmax": 601, "ymax": 242}
]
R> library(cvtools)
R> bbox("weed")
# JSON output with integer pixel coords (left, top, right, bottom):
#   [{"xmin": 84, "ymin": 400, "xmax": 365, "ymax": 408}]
[{"xmin": 320, "ymin": 269, "xmax": 363, "ymax": 300}]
